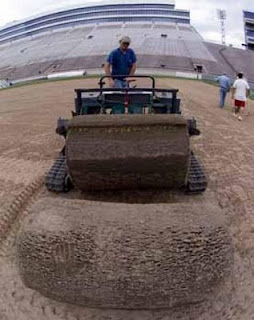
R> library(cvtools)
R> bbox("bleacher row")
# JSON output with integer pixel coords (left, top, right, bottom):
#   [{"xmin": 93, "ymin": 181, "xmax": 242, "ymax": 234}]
[{"xmin": 0, "ymin": 22, "xmax": 253, "ymax": 82}]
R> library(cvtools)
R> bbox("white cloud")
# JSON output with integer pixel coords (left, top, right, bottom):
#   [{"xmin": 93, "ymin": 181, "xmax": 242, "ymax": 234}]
[{"xmin": 176, "ymin": 0, "xmax": 254, "ymax": 46}]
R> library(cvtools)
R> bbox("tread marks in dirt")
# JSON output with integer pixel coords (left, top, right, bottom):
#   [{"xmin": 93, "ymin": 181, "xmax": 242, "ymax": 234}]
[{"xmin": 0, "ymin": 176, "xmax": 44, "ymax": 256}]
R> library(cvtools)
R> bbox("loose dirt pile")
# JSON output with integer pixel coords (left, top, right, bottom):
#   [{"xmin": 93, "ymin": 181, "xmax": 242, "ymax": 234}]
[
  {"xmin": 16, "ymin": 199, "xmax": 233, "ymax": 309},
  {"xmin": 0, "ymin": 78, "xmax": 254, "ymax": 320}
]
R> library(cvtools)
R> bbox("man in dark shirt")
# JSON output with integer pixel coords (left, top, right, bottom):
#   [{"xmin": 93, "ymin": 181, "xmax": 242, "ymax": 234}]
[{"xmin": 104, "ymin": 36, "xmax": 137, "ymax": 88}]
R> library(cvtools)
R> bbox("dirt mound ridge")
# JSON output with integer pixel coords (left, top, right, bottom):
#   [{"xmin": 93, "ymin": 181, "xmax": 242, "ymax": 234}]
[{"xmin": 17, "ymin": 197, "xmax": 233, "ymax": 309}]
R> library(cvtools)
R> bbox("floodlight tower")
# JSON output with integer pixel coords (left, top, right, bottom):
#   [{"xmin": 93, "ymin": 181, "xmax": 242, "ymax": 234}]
[{"xmin": 217, "ymin": 9, "xmax": 227, "ymax": 45}]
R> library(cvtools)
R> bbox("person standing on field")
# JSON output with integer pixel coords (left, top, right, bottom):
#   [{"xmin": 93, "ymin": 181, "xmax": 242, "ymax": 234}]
[
  {"xmin": 104, "ymin": 36, "xmax": 137, "ymax": 88},
  {"xmin": 216, "ymin": 73, "xmax": 231, "ymax": 108},
  {"xmin": 231, "ymin": 73, "xmax": 250, "ymax": 121}
]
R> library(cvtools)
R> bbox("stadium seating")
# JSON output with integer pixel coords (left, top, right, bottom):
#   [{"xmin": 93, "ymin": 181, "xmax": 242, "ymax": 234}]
[{"xmin": 0, "ymin": 21, "xmax": 253, "ymax": 84}]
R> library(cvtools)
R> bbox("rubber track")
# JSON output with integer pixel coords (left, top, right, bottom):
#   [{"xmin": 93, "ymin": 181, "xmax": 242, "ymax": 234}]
[
  {"xmin": 45, "ymin": 154, "xmax": 69, "ymax": 192},
  {"xmin": 45, "ymin": 153, "xmax": 206, "ymax": 194},
  {"xmin": 186, "ymin": 152, "xmax": 207, "ymax": 193}
]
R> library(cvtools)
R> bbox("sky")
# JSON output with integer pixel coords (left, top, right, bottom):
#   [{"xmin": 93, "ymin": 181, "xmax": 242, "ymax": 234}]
[{"xmin": 0, "ymin": 0, "xmax": 253, "ymax": 47}]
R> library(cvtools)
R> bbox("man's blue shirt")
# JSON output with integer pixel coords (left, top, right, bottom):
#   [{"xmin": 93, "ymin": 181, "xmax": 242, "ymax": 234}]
[
  {"xmin": 107, "ymin": 48, "xmax": 137, "ymax": 80},
  {"xmin": 216, "ymin": 75, "xmax": 231, "ymax": 91}
]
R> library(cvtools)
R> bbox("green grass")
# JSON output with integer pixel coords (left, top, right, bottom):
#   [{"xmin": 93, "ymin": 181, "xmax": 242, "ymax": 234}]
[
  {"xmin": 0, "ymin": 73, "xmax": 250, "ymax": 93},
  {"xmin": 0, "ymin": 75, "xmax": 94, "ymax": 91},
  {"xmin": 0, "ymin": 74, "xmax": 108, "ymax": 91},
  {"xmin": 202, "ymin": 80, "xmax": 219, "ymax": 87},
  {"xmin": 0, "ymin": 72, "xmax": 207, "ymax": 92},
  {"xmin": 202, "ymin": 80, "xmax": 254, "ymax": 100}
]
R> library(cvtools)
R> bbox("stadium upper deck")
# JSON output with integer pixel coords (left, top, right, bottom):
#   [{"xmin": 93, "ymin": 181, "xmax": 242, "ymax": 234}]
[
  {"xmin": 243, "ymin": 10, "xmax": 254, "ymax": 50},
  {"xmin": 0, "ymin": 0, "xmax": 190, "ymax": 45}
]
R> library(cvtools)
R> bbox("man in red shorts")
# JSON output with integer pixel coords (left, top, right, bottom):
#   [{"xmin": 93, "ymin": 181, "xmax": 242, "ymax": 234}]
[{"xmin": 231, "ymin": 73, "xmax": 250, "ymax": 121}]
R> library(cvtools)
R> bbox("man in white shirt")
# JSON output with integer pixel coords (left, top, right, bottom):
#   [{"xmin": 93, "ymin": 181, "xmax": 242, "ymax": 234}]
[{"xmin": 231, "ymin": 73, "xmax": 250, "ymax": 121}]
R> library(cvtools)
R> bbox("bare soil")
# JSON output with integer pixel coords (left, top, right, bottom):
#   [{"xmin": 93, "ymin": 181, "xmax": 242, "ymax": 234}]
[{"xmin": 0, "ymin": 77, "xmax": 254, "ymax": 319}]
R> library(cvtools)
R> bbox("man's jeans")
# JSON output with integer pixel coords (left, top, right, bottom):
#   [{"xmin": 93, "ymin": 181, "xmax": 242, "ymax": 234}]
[
  {"xmin": 220, "ymin": 88, "xmax": 228, "ymax": 108},
  {"xmin": 114, "ymin": 79, "xmax": 129, "ymax": 88}
]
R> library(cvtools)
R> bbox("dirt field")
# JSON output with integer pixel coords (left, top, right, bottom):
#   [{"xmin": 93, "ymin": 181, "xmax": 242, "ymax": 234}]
[{"xmin": 0, "ymin": 77, "xmax": 254, "ymax": 320}]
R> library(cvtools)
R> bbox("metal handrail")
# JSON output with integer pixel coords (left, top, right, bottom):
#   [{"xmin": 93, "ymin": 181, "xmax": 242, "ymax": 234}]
[{"xmin": 75, "ymin": 88, "xmax": 178, "ymax": 93}]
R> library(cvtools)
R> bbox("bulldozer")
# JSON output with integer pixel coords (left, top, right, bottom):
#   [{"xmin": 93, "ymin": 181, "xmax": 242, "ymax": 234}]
[{"xmin": 45, "ymin": 75, "xmax": 207, "ymax": 194}]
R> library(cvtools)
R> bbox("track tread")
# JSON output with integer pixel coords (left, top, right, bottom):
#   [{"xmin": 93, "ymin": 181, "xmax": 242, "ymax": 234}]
[
  {"xmin": 186, "ymin": 152, "xmax": 207, "ymax": 193},
  {"xmin": 45, "ymin": 155, "xmax": 70, "ymax": 192}
]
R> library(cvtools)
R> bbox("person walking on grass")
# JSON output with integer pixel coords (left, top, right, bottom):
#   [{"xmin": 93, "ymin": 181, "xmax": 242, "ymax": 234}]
[
  {"xmin": 216, "ymin": 73, "xmax": 231, "ymax": 108},
  {"xmin": 231, "ymin": 73, "xmax": 250, "ymax": 121}
]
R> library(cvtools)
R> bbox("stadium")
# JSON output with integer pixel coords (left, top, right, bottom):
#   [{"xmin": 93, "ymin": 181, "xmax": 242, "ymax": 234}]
[
  {"xmin": 244, "ymin": 10, "xmax": 254, "ymax": 50},
  {"xmin": 0, "ymin": 0, "xmax": 253, "ymax": 86},
  {"xmin": 1, "ymin": 1, "xmax": 254, "ymax": 320}
]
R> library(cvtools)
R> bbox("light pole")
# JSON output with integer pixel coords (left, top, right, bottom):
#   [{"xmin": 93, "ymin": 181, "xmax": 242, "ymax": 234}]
[{"xmin": 217, "ymin": 9, "xmax": 227, "ymax": 45}]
